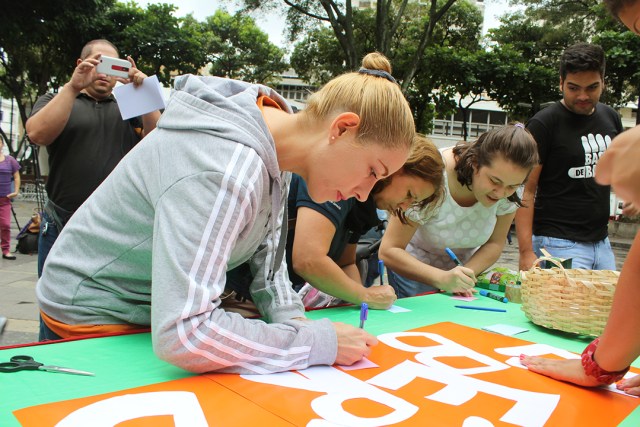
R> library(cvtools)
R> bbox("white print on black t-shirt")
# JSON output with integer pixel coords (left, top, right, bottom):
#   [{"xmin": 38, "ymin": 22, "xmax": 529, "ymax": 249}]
[{"xmin": 567, "ymin": 133, "xmax": 612, "ymax": 179}]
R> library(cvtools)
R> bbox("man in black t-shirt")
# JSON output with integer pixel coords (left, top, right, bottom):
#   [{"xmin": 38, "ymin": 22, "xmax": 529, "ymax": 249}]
[
  {"xmin": 516, "ymin": 43, "xmax": 623, "ymax": 271},
  {"xmin": 26, "ymin": 39, "xmax": 161, "ymax": 277}
]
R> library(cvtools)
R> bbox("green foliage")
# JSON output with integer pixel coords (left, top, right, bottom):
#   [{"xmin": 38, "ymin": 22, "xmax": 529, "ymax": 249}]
[
  {"xmin": 98, "ymin": 2, "xmax": 208, "ymax": 86},
  {"xmin": 202, "ymin": 10, "xmax": 287, "ymax": 84},
  {"xmin": 0, "ymin": 0, "xmax": 115, "ymax": 154},
  {"xmin": 489, "ymin": 1, "xmax": 640, "ymax": 118},
  {"xmin": 0, "ymin": 0, "xmax": 288, "ymax": 156}
]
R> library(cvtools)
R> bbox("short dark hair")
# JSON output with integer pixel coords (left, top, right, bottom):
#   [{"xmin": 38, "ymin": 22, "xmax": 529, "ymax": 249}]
[
  {"xmin": 452, "ymin": 124, "xmax": 539, "ymax": 207},
  {"xmin": 80, "ymin": 39, "xmax": 119, "ymax": 59},
  {"xmin": 603, "ymin": 0, "xmax": 636, "ymax": 17},
  {"xmin": 559, "ymin": 43, "xmax": 606, "ymax": 81}
]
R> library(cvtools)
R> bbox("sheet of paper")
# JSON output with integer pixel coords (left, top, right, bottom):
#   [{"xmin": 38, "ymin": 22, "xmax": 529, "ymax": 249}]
[
  {"xmin": 451, "ymin": 295, "xmax": 477, "ymax": 302},
  {"xmin": 387, "ymin": 304, "xmax": 410, "ymax": 313},
  {"xmin": 338, "ymin": 357, "xmax": 379, "ymax": 371},
  {"xmin": 113, "ymin": 75, "xmax": 165, "ymax": 120},
  {"xmin": 482, "ymin": 323, "xmax": 529, "ymax": 336}
]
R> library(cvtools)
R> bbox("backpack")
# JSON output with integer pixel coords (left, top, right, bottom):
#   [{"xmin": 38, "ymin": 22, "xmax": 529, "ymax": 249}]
[{"xmin": 15, "ymin": 211, "xmax": 41, "ymax": 254}]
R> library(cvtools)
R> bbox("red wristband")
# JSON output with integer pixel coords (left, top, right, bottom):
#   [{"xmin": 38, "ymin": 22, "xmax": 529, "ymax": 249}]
[{"xmin": 581, "ymin": 337, "xmax": 630, "ymax": 385}]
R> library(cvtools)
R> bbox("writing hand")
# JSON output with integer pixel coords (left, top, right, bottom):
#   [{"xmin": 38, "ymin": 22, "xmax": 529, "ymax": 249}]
[
  {"xmin": 364, "ymin": 285, "xmax": 397, "ymax": 310},
  {"xmin": 333, "ymin": 322, "xmax": 377, "ymax": 366},
  {"xmin": 437, "ymin": 266, "xmax": 476, "ymax": 294}
]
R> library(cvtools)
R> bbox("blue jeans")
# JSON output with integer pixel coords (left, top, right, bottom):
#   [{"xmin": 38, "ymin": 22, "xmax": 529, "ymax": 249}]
[
  {"xmin": 387, "ymin": 269, "xmax": 439, "ymax": 299},
  {"xmin": 39, "ymin": 316, "xmax": 63, "ymax": 341},
  {"xmin": 532, "ymin": 235, "xmax": 616, "ymax": 270},
  {"xmin": 38, "ymin": 211, "xmax": 60, "ymax": 277}
]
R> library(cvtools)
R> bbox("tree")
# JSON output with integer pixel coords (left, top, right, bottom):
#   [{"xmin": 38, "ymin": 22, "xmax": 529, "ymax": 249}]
[
  {"xmin": 98, "ymin": 3, "xmax": 208, "ymax": 86},
  {"xmin": 237, "ymin": 0, "xmax": 459, "ymax": 91},
  {"xmin": 201, "ymin": 10, "xmax": 287, "ymax": 84},
  {"xmin": 0, "ymin": 0, "xmax": 114, "ymax": 155},
  {"xmin": 488, "ymin": 1, "xmax": 640, "ymax": 117},
  {"xmin": 290, "ymin": 9, "xmax": 375, "ymax": 85}
]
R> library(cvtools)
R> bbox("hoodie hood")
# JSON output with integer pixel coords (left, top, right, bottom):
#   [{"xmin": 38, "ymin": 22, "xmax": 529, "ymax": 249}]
[
  {"xmin": 161, "ymin": 75, "xmax": 292, "ymax": 182},
  {"xmin": 161, "ymin": 74, "xmax": 292, "ymax": 280}
]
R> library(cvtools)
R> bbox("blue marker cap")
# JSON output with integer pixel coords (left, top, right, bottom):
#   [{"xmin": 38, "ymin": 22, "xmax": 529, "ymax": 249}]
[
  {"xmin": 360, "ymin": 303, "xmax": 368, "ymax": 321},
  {"xmin": 445, "ymin": 247, "xmax": 462, "ymax": 266},
  {"xmin": 359, "ymin": 303, "xmax": 368, "ymax": 329}
]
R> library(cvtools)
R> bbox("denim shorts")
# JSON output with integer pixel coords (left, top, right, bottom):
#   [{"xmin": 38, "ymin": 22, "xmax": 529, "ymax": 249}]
[{"xmin": 532, "ymin": 235, "xmax": 616, "ymax": 270}]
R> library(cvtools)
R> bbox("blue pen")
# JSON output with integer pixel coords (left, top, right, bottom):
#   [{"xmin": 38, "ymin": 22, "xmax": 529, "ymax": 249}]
[
  {"xmin": 359, "ymin": 302, "xmax": 369, "ymax": 329},
  {"xmin": 454, "ymin": 305, "xmax": 506, "ymax": 313},
  {"xmin": 479, "ymin": 289, "xmax": 508, "ymax": 303},
  {"xmin": 445, "ymin": 247, "xmax": 463, "ymax": 266},
  {"xmin": 378, "ymin": 260, "xmax": 385, "ymax": 286}
]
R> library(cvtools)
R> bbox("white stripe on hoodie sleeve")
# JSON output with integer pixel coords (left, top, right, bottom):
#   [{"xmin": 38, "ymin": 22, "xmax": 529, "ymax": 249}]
[{"xmin": 150, "ymin": 144, "xmax": 337, "ymax": 374}]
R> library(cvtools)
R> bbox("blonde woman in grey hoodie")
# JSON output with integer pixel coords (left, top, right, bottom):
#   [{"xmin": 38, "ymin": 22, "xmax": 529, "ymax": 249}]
[{"xmin": 36, "ymin": 52, "xmax": 415, "ymax": 374}]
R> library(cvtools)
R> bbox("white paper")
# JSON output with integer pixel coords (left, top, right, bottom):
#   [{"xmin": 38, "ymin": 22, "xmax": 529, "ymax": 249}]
[
  {"xmin": 113, "ymin": 75, "xmax": 165, "ymax": 120},
  {"xmin": 388, "ymin": 304, "xmax": 411, "ymax": 313},
  {"xmin": 339, "ymin": 357, "xmax": 379, "ymax": 371},
  {"xmin": 482, "ymin": 324, "xmax": 529, "ymax": 336},
  {"xmin": 451, "ymin": 295, "xmax": 478, "ymax": 302}
]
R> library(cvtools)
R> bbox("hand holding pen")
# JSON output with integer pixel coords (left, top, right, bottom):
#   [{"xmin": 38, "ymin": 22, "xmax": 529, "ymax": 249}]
[{"xmin": 440, "ymin": 248, "xmax": 476, "ymax": 296}]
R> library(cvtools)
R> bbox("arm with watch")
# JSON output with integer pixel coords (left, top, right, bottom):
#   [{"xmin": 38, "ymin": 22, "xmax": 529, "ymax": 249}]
[{"xmin": 520, "ymin": 232, "xmax": 640, "ymax": 395}]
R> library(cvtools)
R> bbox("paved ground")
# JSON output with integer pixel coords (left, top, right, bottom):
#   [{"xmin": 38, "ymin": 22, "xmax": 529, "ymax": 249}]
[{"xmin": 0, "ymin": 199, "xmax": 633, "ymax": 347}]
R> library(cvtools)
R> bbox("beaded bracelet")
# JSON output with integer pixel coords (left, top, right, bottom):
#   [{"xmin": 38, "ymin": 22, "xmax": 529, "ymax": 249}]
[{"xmin": 581, "ymin": 337, "xmax": 630, "ymax": 385}]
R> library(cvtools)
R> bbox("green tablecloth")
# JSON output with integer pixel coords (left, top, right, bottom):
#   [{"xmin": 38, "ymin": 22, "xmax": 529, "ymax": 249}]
[{"xmin": 1, "ymin": 293, "xmax": 638, "ymax": 426}]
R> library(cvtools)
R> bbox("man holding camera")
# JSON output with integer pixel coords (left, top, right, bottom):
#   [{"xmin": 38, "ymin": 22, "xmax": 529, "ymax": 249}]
[{"xmin": 26, "ymin": 39, "xmax": 161, "ymax": 276}]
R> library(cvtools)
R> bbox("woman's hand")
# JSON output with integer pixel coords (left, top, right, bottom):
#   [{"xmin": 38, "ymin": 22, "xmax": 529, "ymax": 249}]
[
  {"xmin": 333, "ymin": 322, "xmax": 378, "ymax": 366},
  {"xmin": 520, "ymin": 355, "xmax": 602, "ymax": 387},
  {"xmin": 436, "ymin": 266, "xmax": 476, "ymax": 295},
  {"xmin": 363, "ymin": 284, "xmax": 397, "ymax": 310}
]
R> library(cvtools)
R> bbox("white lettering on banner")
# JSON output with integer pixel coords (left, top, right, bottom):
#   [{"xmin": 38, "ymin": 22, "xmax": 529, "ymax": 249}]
[
  {"xmin": 242, "ymin": 366, "xmax": 419, "ymax": 427},
  {"xmin": 51, "ymin": 336, "xmax": 571, "ymax": 426},
  {"xmin": 377, "ymin": 331, "xmax": 509, "ymax": 375},
  {"xmin": 240, "ymin": 333, "xmax": 561, "ymax": 427},
  {"xmin": 493, "ymin": 343, "xmax": 580, "ymax": 369},
  {"xmin": 55, "ymin": 391, "xmax": 208, "ymax": 427},
  {"xmin": 368, "ymin": 360, "xmax": 558, "ymax": 427}
]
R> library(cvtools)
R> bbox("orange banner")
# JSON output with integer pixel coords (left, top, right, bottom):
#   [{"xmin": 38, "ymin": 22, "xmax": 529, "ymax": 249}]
[{"xmin": 14, "ymin": 322, "xmax": 640, "ymax": 426}]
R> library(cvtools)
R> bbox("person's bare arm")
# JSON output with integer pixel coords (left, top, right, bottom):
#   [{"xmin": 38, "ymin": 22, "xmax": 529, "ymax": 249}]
[
  {"xmin": 465, "ymin": 212, "xmax": 515, "ymax": 274},
  {"xmin": 26, "ymin": 55, "xmax": 103, "ymax": 146},
  {"xmin": 596, "ymin": 125, "xmax": 640, "ymax": 208},
  {"xmin": 521, "ymin": 233, "xmax": 640, "ymax": 394},
  {"xmin": 292, "ymin": 207, "xmax": 396, "ymax": 309},
  {"xmin": 335, "ymin": 243, "xmax": 362, "ymax": 283},
  {"xmin": 7, "ymin": 170, "xmax": 20, "ymax": 199},
  {"xmin": 379, "ymin": 216, "xmax": 475, "ymax": 295},
  {"xmin": 515, "ymin": 165, "xmax": 542, "ymax": 271}
]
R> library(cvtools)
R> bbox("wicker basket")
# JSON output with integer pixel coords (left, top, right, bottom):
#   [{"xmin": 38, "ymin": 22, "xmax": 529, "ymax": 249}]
[{"xmin": 520, "ymin": 257, "xmax": 619, "ymax": 337}]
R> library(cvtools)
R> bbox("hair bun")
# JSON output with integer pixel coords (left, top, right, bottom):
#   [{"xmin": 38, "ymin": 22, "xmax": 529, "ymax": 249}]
[{"xmin": 361, "ymin": 52, "xmax": 392, "ymax": 74}]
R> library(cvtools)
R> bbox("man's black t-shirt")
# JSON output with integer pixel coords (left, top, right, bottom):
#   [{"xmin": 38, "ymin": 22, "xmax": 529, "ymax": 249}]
[
  {"xmin": 526, "ymin": 101, "xmax": 623, "ymax": 242},
  {"xmin": 31, "ymin": 92, "xmax": 142, "ymax": 212}
]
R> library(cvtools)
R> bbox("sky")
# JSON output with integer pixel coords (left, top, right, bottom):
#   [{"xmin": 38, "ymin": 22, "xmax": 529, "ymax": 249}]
[{"xmin": 133, "ymin": 0, "xmax": 519, "ymax": 48}]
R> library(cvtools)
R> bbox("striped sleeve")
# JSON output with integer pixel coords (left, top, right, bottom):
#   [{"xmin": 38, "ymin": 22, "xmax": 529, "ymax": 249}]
[{"xmin": 150, "ymin": 145, "xmax": 337, "ymax": 374}]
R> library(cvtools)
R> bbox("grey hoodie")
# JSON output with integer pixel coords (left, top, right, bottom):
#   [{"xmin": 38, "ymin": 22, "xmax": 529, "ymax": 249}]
[{"xmin": 36, "ymin": 75, "xmax": 337, "ymax": 374}]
